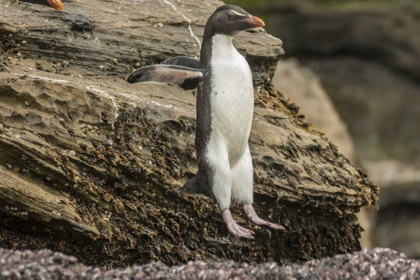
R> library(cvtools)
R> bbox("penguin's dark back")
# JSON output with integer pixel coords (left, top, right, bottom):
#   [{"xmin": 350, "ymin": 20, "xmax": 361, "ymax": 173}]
[
  {"xmin": 195, "ymin": 73, "xmax": 212, "ymax": 148},
  {"xmin": 196, "ymin": 18, "xmax": 215, "ymax": 157}
]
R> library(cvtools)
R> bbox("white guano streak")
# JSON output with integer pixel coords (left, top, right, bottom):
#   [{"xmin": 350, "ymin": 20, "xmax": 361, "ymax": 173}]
[
  {"xmin": 14, "ymin": 74, "xmax": 70, "ymax": 84},
  {"xmin": 86, "ymin": 86, "xmax": 119, "ymax": 130},
  {"xmin": 163, "ymin": 0, "xmax": 201, "ymax": 48}
]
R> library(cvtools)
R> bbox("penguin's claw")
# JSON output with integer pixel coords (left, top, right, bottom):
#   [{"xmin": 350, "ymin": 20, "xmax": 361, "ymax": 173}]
[
  {"xmin": 167, "ymin": 187, "xmax": 180, "ymax": 194},
  {"xmin": 222, "ymin": 209, "xmax": 254, "ymax": 239},
  {"xmin": 232, "ymin": 223, "xmax": 254, "ymax": 239},
  {"xmin": 167, "ymin": 187, "xmax": 202, "ymax": 198},
  {"xmin": 268, "ymin": 223, "xmax": 286, "ymax": 231},
  {"xmin": 243, "ymin": 203, "xmax": 287, "ymax": 232}
]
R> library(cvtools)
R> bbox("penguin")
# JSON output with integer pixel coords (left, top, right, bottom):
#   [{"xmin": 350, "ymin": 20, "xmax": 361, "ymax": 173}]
[
  {"xmin": 19, "ymin": 0, "xmax": 63, "ymax": 10},
  {"xmin": 161, "ymin": 56, "xmax": 200, "ymax": 69},
  {"xmin": 128, "ymin": 5, "xmax": 285, "ymax": 238}
]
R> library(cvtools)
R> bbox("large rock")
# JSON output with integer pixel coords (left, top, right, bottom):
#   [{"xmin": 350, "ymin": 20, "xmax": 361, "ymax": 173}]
[
  {"xmin": 0, "ymin": 0, "xmax": 377, "ymax": 267},
  {"xmin": 376, "ymin": 179, "xmax": 420, "ymax": 259},
  {"xmin": 0, "ymin": 0, "xmax": 283, "ymax": 80}
]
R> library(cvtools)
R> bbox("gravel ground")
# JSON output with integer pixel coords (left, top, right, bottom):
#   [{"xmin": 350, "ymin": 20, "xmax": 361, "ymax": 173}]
[{"xmin": 0, "ymin": 248, "xmax": 418, "ymax": 279}]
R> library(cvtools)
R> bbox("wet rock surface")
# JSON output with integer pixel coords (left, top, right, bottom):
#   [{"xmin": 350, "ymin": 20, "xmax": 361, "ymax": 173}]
[
  {"xmin": 0, "ymin": 248, "xmax": 418, "ymax": 280},
  {"xmin": 0, "ymin": 0, "xmax": 377, "ymax": 268}
]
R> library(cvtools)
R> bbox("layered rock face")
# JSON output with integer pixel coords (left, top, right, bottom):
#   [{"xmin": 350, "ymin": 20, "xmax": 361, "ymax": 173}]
[
  {"xmin": 0, "ymin": 0, "xmax": 377, "ymax": 267},
  {"xmin": 261, "ymin": 2, "xmax": 420, "ymax": 257}
]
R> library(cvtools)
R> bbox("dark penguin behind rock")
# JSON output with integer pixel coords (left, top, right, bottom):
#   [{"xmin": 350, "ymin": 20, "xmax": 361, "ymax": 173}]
[
  {"xmin": 128, "ymin": 5, "xmax": 285, "ymax": 239},
  {"xmin": 161, "ymin": 56, "xmax": 200, "ymax": 69},
  {"xmin": 19, "ymin": 0, "xmax": 63, "ymax": 10}
]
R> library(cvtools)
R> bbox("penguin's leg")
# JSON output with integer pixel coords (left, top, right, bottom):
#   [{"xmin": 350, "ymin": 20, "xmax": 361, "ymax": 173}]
[
  {"xmin": 207, "ymin": 140, "xmax": 254, "ymax": 239},
  {"xmin": 232, "ymin": 145, "xmax": 286, "ymax": 231}
]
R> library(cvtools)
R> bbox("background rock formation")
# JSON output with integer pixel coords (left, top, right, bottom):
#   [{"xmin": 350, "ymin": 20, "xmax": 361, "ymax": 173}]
[
  {"xmin": 273, "ymin": 59, "xmax": 354, "ymax": 162},
  {"xmin": 0, "ymin": 0, "xmax": 377, "ymax": 267},
  {"xmin": 271, "ymin": 59, "xmax": 378, "ymax": 249},
  {"xmin": 250, "ymin": 1, "xmax": 420, "ymax": 257}
]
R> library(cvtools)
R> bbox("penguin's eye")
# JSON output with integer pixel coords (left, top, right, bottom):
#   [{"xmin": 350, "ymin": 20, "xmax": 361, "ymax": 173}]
[{"xmin": 229, "ymin": 15, "xmax": 235, "ymax": 21}]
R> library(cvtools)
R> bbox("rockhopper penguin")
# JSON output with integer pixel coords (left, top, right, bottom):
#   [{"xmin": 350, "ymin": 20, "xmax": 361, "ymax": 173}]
[
  {"xmin": 19, "ymin": 0, "xmax": 63, "ymax": 10},
  {"xmin": 128, "ymin": 5, "xmax": 285, "ymax": 238}
]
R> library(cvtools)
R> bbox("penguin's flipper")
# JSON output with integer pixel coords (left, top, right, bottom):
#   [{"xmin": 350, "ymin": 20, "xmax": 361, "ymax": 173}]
[
  {"xmin": 127, "ymin": 65, "xmax": 203, "ymax": 90},
  {"xmin": 161, "ymin": 56, "xmax": 200, "ymax": 69}
]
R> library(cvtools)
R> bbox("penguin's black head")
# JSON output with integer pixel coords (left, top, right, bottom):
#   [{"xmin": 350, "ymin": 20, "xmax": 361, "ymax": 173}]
[{"xmin": 206, "ymin": 5, "xmax": 265, "ymax": 37}]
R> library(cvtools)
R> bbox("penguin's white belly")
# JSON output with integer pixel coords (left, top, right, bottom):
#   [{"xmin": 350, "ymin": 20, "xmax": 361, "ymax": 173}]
[{"xmin": 209, "ymin": 35, "xmax": 254, "ymax": 164}]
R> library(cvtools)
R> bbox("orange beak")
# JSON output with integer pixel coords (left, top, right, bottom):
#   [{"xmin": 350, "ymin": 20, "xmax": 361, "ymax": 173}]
[
  {"xmin": 246, "ymin": 16, "xmax": 265, "ymax": 28},
  {"xmin": 47, "ymin": 0, "xmax": 63, "ymax": 11}
]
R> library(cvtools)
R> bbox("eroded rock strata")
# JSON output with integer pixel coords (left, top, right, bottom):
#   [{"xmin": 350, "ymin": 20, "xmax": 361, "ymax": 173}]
[{"xmin": 0, "ymin": 0, "xmax": 377, "ymax": 267}]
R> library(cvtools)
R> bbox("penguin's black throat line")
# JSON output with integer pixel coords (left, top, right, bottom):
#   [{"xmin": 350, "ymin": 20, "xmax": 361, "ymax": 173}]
[{"xmin": 128, "ymin": 5, "xmax": 285, "ymax": 238}]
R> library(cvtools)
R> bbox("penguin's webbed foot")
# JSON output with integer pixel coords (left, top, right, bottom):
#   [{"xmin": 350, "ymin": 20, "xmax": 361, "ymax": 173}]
[
  {"xmin": 243, "ymin": 203, "xmax": 287, "ymax": 232},
  {"xmin": 222, "ymin": 209, "xmax": 254, "ymax": 239}
]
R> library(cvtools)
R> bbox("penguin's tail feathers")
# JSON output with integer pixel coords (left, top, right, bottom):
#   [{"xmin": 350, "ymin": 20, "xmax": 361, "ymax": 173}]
[{"xmin": 168, "ymin": 176, "xmax": 207, "ymax": 197}]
